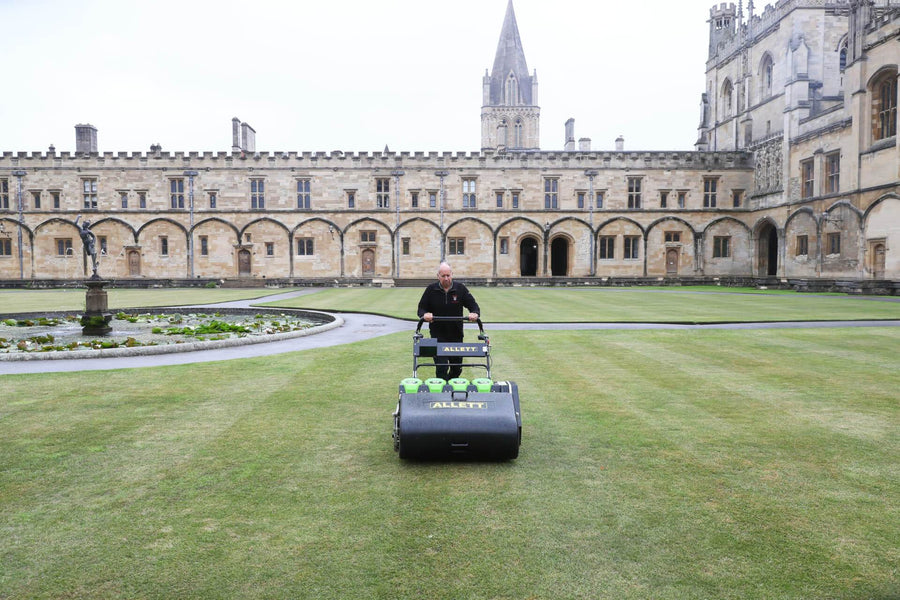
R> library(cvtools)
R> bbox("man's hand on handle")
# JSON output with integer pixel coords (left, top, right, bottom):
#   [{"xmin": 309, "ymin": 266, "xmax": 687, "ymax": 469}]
[{"xmin": 421, "ymin": 312, "xmax": 478, "ymax": 322}]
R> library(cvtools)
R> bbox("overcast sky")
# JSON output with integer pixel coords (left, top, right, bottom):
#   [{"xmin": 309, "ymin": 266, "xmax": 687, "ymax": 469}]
[{"xmin": 1, "ymin": 0, "xmax": 721, "ymax": 154}]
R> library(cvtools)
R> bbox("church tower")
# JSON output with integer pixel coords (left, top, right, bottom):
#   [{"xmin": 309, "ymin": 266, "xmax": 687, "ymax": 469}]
[{"xmin": 481, "ymin": 0, "xmax": 540, "ymax": 151}]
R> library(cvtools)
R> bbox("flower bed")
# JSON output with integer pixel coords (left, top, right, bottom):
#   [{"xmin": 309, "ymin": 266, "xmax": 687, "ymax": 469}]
[{"xmin": 0, "ymin": 311, "xmax": 321, "ymax": 354}]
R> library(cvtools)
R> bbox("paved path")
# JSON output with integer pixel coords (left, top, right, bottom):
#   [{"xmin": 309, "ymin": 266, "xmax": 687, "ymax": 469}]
[{"xmin": 2, "ymin": 290, "xmax": 898, "ymax": 375}]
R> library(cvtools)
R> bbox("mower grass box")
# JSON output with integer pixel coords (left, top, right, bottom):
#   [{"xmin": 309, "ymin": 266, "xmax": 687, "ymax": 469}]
[{"xmin": 393, "ymin": 318, "xmax": 522, "ymax": 460}]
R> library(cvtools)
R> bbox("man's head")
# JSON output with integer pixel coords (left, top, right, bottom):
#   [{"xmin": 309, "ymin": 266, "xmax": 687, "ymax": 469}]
[{"xmin": 437, "ymin": 262, "xmax": 453, "ymax": 290}]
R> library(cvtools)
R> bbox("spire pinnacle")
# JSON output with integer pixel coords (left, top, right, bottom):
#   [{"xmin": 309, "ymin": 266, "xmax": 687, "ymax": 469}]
[{"xmin": 488, "ymin": 0, "xmax": 534, "ymax": 106}]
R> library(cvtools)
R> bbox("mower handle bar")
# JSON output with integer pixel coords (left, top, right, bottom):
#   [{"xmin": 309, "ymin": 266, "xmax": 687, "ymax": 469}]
[{"xmin": 416, "ymin": 316, "xmax": 485, "ymax": 338}]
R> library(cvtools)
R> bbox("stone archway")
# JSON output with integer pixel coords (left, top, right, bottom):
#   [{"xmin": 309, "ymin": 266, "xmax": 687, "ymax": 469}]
[
  {"xmin": 758, "ymin": 222, "xmax": 778, "ymax": 277},
  {"xmin": 519, "ymin": 236, "xmax": 539, "ymax": 276},
  {"xmin": 550, "ymin": 237, "xmax": 569, "ymax": 276}
]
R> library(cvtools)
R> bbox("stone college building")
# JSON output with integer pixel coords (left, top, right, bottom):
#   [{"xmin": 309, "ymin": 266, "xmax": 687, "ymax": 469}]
[{"xmin": 1, "ymin": 0, "xmax": 897, "ymax": 287}]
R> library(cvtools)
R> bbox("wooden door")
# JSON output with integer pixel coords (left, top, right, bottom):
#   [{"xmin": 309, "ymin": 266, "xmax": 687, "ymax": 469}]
[
  {"xmin": 666, "ymin": 249, "xmax": 678, "ymax": 274},
  {"xmin": 238, "ymin": 249, "xmax": 251, "ymax": 276},
  {"xmin": 127, "ymin": 250, "xmax": 140, "ymax": 276},
  {"xmin": 361, "ymin": 249, "xmax": 375, "ymax": 276},
  {"xmin": 874, "ymin": 243, "xmax": 886, "ymax": 279}
]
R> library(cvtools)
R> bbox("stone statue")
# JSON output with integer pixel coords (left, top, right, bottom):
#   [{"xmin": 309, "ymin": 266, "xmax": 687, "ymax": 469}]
[{"xmin": 75, "ymin": 215, "xmax": 99, "ymax": 278}]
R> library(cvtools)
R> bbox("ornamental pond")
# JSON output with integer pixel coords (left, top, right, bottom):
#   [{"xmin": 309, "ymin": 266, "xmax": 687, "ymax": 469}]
[{"xmin": 0, "ymin": 308, "xmax": 333, "ymax": 358}]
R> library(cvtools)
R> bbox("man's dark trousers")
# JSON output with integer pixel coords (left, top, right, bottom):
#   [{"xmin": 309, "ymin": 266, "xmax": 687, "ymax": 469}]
[{"xmin": 432, "ymin": 334, "xmax": 463, "ymax": 381}]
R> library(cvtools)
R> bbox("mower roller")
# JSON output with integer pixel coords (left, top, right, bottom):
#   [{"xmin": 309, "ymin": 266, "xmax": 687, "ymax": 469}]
[{"xmin": 392, "ymin": 317, "xmax": 522, "ymax": 460}]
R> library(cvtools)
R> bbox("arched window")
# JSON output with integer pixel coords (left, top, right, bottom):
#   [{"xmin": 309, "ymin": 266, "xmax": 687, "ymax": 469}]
[
  {"xmin": 872, "ymin": 69, "xmax": 898, "ymax": 141},
  {"xmin": 722, "ymin": 79, "xmax": 734, "ymax": 118},
  {"xmin": 839, "ymin": 46, "xmax": 847, "ymax": 71},
  {"xmin": 759, "ymin": 54, "xmax": 774, "ymax": 99},
  {"xmin": 505, "ymin": 73, "xmax": 518, "ymax": 105},
  {"xmin": 514, "ymin": 118, "xmax": 523, "ymax": 147},
  {"xmin": 498, "ymin": 119, "xmax": 508, "ymax": 146}
]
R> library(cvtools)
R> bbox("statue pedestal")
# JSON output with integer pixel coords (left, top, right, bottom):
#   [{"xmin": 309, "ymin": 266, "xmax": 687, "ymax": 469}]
[{"xmin": 81, "ymin": 278, "xmax": 112, "ymax": 336}]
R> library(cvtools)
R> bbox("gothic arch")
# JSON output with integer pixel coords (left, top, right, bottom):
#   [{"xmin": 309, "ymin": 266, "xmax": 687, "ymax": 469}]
[
  {"xmin": 293, "ymin": 217, "xmax": 343, "ymax": 252},
  {"xmin": 5, "ymin": 216, "xmax": 34, "ymax": 237},
  {"xmin": 241, "ymin": 217, "xmax": 290, "ymax": 238},
  {"xmin": 34, "ymin": 217, "xmax": 80, "ymax": 237},
  {"xmin": 753, "ymin": 217, "xmax": 780, "ymax": 277},
  {"xmin": 30, "ymin": 218, "xmax": 82, "ymax": 279},
  {"xmin": 862, "ymin": 192, "xmax": 900, "ymax": 220},
  {"xmin": 835, "ymin": 34, "xmax": 849, "ymax": 72},
  {"xmin": 758, "ymin": 52, "xmax": 775, "ymax": 100},
  {"xmin": 394, "ymin": 217, "xmax": 443, "ymax": 277},
  {"xmin": 867, "ymin": 66, "xmax": 898, "ymax": 142},
  {"xmin": 343, "ymin": 217, "xmax": 392, "ymax": 237},
  {"xmin": 721, "ymin": 78, "xmax": 734, "ymax": 119},
  {"xmin": 0, "ymin": 217, "xmax": 33, "ymax": 267},
  {"xmin": 647, "ymin": 216, "xmax": 698, "ymax": 237},
  {"xmin": 545, "ymin": 216, "xmax": 590, "ymax": 232},
  {"xmin": 751, "ymin": 215, "xmax": 780, "ymax": 235},
  {"xmin": 86, "ymin": 216, "xmax": 138, "ymax": 243},
  {"xmin": 193, "ymin": 217, "xmax": 240, "ymax": 240},
  {"xmin": 505, "ymin": 71, "xmax": 519, "ymax": 105},
  {"xmin": 597, "ymin": 216, "xmax": 645, "ymax": 236},
  {"xmin": 549, "ymin": 233, "xmax": 573, "ymax": 277},
  {"xmin": 398, "ymin": 216, "xmax": 442, "ymax": 236},
  {"xmin": 498, "ymin": 119, "xmax": 509, "ymax": 146},
  {"xmin": 445, "ymin": 216, "xmax": 493, "ymax": 236},
  {"xmin": 784, "ymin": 206, "xmax": 816, "ymax": 230},
  {"xmin": 866, "ymin": 64, "xmax": 900, "ymax": 87},
  {"xmin": 784, "ymin": 208, "xmax": 819, "ymax": 271},
  {"xmin": 0, "ymin": 216, "xmax": 25, "ymax": 229},
  {"xmin": 136, "ymin": 217, "xmax": 188, "ymax": 239},
  {"xmin": 519, "ymin": 234, "xmax": 540, "ymax": 277},
  {"xmin": 396, "ymin": 216, "xmax": 443, "ymax": 256},
  {"xmin": 834, "ymin": 34, "xmax": 848, "ymax": 53},
  {"xmin": 705, "ymin": 216, "xmax": 751, "ymax": 237},
  {"xmin": 824, "ymin": 199, "xmax": 863, "ymax": 224},
  {"xmin": 862, "ymin": 193, "xmax": 900, "ymax": 279},
  {"xmin": 498, "ymin": 215, "xmax": 544, "ymax": 234}
]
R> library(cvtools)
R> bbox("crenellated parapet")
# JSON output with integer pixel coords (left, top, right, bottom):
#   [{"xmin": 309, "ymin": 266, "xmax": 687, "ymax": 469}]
[
  {"xmin": 708, "ymin": 0, "xmax": 856, "ymax": 63},
  {"xmin": 0, "ymin": 149, "xmax": 755, "ymax": 171}
]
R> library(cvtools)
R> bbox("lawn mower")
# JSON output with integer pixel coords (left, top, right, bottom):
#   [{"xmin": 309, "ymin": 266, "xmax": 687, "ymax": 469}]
[{"xmin": 392, "ymin": 317, "xmax": 521, "ymax": 460}]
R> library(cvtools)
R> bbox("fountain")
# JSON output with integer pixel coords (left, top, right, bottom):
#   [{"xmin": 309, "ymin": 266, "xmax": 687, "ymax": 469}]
[
  {"xmin": 76, "ymin": 216, "xmax": 112, "ymax": 336},
  {"xmin": 0, "ymin": 217, "xmax": 339, "ymax": 360}
]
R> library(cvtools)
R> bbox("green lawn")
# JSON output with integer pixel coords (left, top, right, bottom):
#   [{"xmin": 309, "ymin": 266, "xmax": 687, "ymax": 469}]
[
  {"xmin": 261, "ymin": 286, "xmax": 900, "ymax": 323},
  {"xmin": 2, "ymin": 286, "xmax": 898, "ymax": 323},
  {"xmin": 0, "ymin": 288, "xmax": 294, "ymax": 315},
  {"xmin": 2, "ymin": 325, "xmax": 898, "ymax": 598}
]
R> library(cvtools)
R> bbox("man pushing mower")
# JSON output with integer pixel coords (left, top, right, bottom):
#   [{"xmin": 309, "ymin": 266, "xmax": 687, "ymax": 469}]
[
  {"xmin": 417, "ymin": 262, "xmax": 481, "ymax": 381},
  {"xmin": 395, "ymin": 269, "xmax": 520, "ymax": 460}
]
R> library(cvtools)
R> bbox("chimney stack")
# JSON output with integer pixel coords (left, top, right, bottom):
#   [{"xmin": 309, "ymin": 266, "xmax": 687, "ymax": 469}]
[
  {"xmin": 578, "ymin": 138, "xmax": 591, "ymax": 152},
  {"xmin": 75, "ymin": 123, "xmax": 98, "ymax": 154},
  {"xmin": 241, "ymin": 122, "xmax": 256, "ymax": 153},
  {"xmin": 232, "ymin": 117, "xmax": 256, "ymax": 153},
  {"xmin": 232, "ymin": 117, "xmax": 241, "ymax": 153},
  {"xmin": 615, "ymin": 135, "xmax": 625, "ymax": 151},
  {"xmin": 564, "ymin": 118, "xmax": 575, "ymax": 151}
]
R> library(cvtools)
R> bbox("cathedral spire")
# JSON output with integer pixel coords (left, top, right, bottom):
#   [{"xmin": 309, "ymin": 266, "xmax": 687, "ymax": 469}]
[
  {"xmin": 481, "ymin": 0, "xmax": 540, "ymax": 151},
  {"xmin": 489, "ymin": 0, "xmax": 533, "ymax": 105}
]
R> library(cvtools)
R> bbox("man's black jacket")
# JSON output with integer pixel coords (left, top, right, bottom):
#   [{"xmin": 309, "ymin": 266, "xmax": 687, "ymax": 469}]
[{"xmin": 417, "ymin": 281, "xmax": 481, "ymax": 341}]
